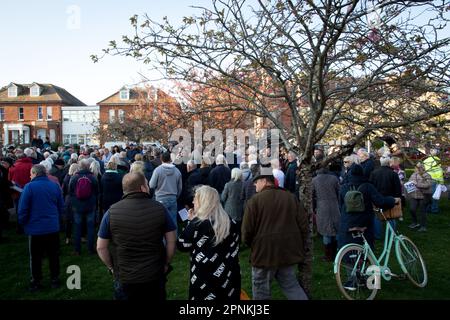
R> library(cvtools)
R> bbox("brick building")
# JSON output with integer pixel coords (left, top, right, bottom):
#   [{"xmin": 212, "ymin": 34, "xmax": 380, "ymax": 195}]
[
  {"xmin": 97, "ymin": 85, "xmax": 182, "ymax": 144},
  {"xmin": 0, "ymin": 82, "xmax": 86, "ymax": 146}
]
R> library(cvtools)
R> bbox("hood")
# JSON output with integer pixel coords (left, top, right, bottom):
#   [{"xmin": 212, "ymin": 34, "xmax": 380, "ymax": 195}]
[
  {"xmin": 17, "ymin": 157, "xmax": 33, "ymax": 164},
  {"xmin": 161, "ymin": 163, "xmax": 176, "ymax": 176}
]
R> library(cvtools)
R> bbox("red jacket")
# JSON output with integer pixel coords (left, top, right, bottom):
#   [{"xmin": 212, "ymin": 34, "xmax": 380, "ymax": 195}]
[{"xmin": 9, "ymin": 157, "xmax": 33, "ymax": 188}]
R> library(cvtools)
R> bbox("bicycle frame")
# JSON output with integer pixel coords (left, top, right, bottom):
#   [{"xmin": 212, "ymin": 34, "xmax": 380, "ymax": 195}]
[{"xmin": 334, "ymin": 220, "xmax": 400, "ymax": 281}]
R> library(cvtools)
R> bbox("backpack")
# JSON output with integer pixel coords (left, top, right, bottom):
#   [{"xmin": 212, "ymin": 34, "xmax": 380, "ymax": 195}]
[
  {"xmin": 344, "ymin": 185, "xmax": 365, "ymax": 213},
  {"xmin": 75, "ymin": 174, "xmax": 93, "ymax": 200}
]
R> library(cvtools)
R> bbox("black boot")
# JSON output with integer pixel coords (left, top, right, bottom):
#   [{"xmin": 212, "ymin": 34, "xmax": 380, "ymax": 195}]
[
  {"xmin": 330, "ymin": 241, "xmax": 338, "ymax": 261},
  {"xmin": 321, "ymin": 244, "xmax": 333, "ymax": 262}
]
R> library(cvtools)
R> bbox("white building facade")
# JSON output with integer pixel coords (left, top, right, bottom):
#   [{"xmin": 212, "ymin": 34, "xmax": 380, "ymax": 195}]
[{"xmin": 62, "ymin": 106, "xmax": 99, "ymax": 146}]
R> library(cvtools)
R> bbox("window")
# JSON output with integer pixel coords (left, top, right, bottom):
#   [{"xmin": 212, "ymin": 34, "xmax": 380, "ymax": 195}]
[
  {"xmin": 18, "ymin": 107, "xmax": 24, "ymax": 120},
  {"xmin": 63, "ymin": 111, "xmax": 70, "ymax": 122},
  {"xmin": 120, "ymin": 89, "xmax": 129, "ymax": 100},
  {"xmin": 0, "ymin": 108, "xmax": 4, "ymax": 121},
  {"xmin": 118, "ymin": 109, "xmax": 125, "ymax": 123},
  {"xmin": 38, "ymin": 106, "xmax": 43, "ymax": 120},
  {"xmin": 30, "ymin": 85, "xmax": 40, "ymax": 97},
  {"xmin": 109, "ymin": 109, "xmax": 115, "ymax": 123},
  {"xmin": 78, "ymin": 135, "xmax": 85, "ymax": 145},
  {"xmin": 63, "ymin": 134, "xmax": 70, "ymax": 144},
  {"xmin": 47, "ymin": 106, "xmax": 53, "ymax": 120},
  {"xmin": 8, "ymin": 86, "xmax": 17, "ymax": 97}
]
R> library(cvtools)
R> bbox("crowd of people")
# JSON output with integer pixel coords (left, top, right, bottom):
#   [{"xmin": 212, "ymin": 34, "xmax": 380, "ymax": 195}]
[{"xmin": 0, "ymin": 141, "xmax": 448, "ymax": 299}]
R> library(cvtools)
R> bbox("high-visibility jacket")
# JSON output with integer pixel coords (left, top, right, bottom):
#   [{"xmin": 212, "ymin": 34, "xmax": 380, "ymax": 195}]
[{"xmin": 423, "ymin": 156, "xmax": 444, "ymax": 184}]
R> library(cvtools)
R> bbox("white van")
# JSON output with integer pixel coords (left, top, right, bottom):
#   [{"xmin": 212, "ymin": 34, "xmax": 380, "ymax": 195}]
[{"xmin": 104, "ymin": 141, "xmax": 127, "ymax": 150}]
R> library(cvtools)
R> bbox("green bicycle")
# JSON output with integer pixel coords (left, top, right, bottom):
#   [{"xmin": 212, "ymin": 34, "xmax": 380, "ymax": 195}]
[{"xmin": 334, "ymin": 212, "xmax": 428, "ymax": 300}]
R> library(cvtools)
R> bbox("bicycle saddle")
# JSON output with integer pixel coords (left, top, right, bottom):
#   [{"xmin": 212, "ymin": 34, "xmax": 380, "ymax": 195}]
[{"xmin": 348, "ymin": 227, "xmax": 367, "ymax": 233}]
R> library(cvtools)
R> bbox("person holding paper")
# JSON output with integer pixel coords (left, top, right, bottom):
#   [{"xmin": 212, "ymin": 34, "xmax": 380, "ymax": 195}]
[
  {"xmin": 407, "ymin": 162, "xmax": 433, "ymax": 232},
  {"xmin": 177, "ymin": 185, "xmax": 240, "ymax": 301}
]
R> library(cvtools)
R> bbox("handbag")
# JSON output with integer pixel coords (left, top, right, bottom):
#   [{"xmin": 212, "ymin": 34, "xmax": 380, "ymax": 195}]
[{"xmin": 374, "ymin": 202, "xmax": 402, "ymax": 221}]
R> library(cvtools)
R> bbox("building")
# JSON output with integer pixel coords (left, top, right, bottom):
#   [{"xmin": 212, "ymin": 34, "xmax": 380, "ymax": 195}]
[
  {"xmin": 97, "ymin": 85, "xmax": 183, "ymax": 144},
  {"xmin": 0, "ymin": 82, "xmax": 86, "ymax": 145},
  {"xmin": 62, "ymin": 106, "xmax": 99, "ymax": 146}
]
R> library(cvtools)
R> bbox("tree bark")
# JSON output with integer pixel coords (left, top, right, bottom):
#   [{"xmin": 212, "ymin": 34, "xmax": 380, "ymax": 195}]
[{"xmin": 297, "ymin": 162, "xmax": 314, "ymax": 298}]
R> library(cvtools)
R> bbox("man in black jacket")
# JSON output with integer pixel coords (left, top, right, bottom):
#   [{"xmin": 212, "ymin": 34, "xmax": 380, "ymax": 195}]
[
  {"xmin": 370, "ymin": 156, "xmax": 402, "ymax": 239},
  {"xmin": 285, "ymin": 151, "xmax": 298, "ymax": 196},
  {"xmin": 208, "ymin": 154, "xmax": 231, "ymax": 194},
  {"xmin": 97, "ymin": 172, "xmax": 176, "ymax": 300}
]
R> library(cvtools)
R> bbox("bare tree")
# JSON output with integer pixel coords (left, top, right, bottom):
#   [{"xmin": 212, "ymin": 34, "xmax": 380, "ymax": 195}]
[{"xmin": 93, "ymin": 0, "xmax": 450, "ymax": 294}]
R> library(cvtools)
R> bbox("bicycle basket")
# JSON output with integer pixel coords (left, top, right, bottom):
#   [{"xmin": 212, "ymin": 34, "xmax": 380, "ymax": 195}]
[{"xmin": 374, "ymin": 203, "xmax": 402, "ymax": 221}]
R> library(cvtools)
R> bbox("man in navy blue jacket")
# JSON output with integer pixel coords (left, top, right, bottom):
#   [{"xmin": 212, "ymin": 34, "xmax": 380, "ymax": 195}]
[{"xmin": 18, "ymin": 164, "xmax": 64, "ymax": 292}]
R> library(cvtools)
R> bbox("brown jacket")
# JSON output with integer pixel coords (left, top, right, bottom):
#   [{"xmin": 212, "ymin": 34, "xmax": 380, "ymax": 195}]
[{"xmin": 242, "ymin": 186, "xmax": 308, "ymax": 268}]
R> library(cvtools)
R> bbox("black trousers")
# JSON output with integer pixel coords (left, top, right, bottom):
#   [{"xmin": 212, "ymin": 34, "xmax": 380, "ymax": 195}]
[
  {"xmin": 0, "ymin": 204, "xmax": 9, "ymax": 239},
  {"xmin": 119, "ymin": 279, "xmax": 166, "ymax": 301},
  {"xmin": 29, "ymin": 232, "xmax": 60, "ymax": 283}
]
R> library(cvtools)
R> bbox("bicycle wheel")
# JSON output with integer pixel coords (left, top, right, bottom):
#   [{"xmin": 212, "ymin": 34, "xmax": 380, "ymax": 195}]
[
  {"xmin": 395, "ymin": 236, "xmax": 428, "ymax": 288},
  {"xmin": 335, "ymin": 244, "xmax": 378, "ymax": 300}
]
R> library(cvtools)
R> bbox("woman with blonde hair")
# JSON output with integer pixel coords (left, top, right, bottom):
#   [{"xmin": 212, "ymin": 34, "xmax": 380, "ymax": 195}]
[
  {"xmin": 177, "ymin": 185, "xmax": 240, "ymax": 300},
  {"xmin": 130, "ymin": 160, "xmax": 145, "ymax": 174}
]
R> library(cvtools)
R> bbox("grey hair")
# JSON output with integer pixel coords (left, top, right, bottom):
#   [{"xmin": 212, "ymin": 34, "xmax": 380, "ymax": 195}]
[
  {"xmin": 240, "ymin": 162, "xmax": 249, "ymax": 170},
  {"xmin": 430, "ymin": 148, "xmax": 439, "ymax": 156},
  {"xmin": 90, "ymin": 160, "xmax": 101, "ymax": 177},
  {"xmin": 216, "ymin": 154, "xmax": 225, "ymax": 165},
  {"xmin": 187, "ymin": 160, "xmax": 196, "ymax": 168},
  {"xmin": 231, "ymin": 168, "xmax": 242, "ymax": 182},
  {"xmin": 31, "ymin": 164, "xmax": 47, "ymax": 177},
  {"xmin": 68, "ymin": 163, "xmax": 80, "ymax": 176},
  {"xmin": 380, "ymin": 156, "xmax": 391, "ymax": 167},
  {"xmin": 79, "ymin": 158, "xmax": 90, "ymax": 170},
  {"xmin": 350, "ymin": 154, "xmax": 360, "ymax": 165},
  {"xmin": 39, "ymin": 160, "xmax": 52, "ymax": 173},
  {"xmin": 70, "ymin": 153, "xmax": 78, "ymax": 161},
  {"xmin": 106, "ymin": 161, "xmax": 117, "ymax": 170},
  {"xmin": 24, "ymin": 148, "xmax": 33, "ymax": 157}
]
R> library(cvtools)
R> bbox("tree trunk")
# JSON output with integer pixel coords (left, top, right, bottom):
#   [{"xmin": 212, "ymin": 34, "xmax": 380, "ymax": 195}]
[{"xmin": 297, "ymin": 163, "xmax": 314, "ymax": 298}]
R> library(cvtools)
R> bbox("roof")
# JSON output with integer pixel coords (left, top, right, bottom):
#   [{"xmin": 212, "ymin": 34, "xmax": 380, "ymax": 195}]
[
  {"xmin": 0, "ymin": 83, "xmax": 86, "ymax": 105},
  {"xmin": 97, "ymin": 87, "xmax": 159, "ymax": 105}
]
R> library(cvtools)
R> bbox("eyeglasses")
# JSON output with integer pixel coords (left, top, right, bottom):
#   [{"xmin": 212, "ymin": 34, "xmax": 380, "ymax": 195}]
[{"xmin": 344, "ymin": 161, "xmax": 350, "ymax": 163}]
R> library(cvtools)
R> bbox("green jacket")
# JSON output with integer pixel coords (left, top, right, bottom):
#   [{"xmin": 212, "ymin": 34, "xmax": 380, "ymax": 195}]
[
  {"xmin": 242, "ymin": 186, "xmax": 308, "ymax": 268},
  {"xmin": 423, "ymin": 156, "xmax": 444, "ymax": 184}
]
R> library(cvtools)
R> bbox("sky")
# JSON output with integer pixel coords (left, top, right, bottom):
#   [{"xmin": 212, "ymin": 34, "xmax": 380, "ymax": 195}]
[
  {"xmin": 1, "ymin": 1, "xmax": 447, "ymax": 106},
  {"xmin": 0, "ymin": 0, "xmax": 211, "ymax": 105}
]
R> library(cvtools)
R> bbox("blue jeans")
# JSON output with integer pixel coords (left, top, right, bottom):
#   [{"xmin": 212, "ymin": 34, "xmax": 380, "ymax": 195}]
[
  {"xmin": 73, "ymin": 209, "xmax": 95, "ymax": 253},
  {"xmin": 156, "ymin": 196, "xmax": 178, "ymax": 235},
  {"xmin": 323, "ymin": 236, "xmax": 336, "ymax": 245}
]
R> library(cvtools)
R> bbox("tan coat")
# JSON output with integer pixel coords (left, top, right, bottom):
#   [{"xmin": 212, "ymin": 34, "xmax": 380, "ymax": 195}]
[{"xmin": 408, "ymin": 172, "xmax": 432, "ymax": 200}]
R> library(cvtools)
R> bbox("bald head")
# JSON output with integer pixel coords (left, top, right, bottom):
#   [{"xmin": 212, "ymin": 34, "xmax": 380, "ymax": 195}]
[{"xmin": 122, "ymin": 172, "xmax": 148, "ymax": 195}]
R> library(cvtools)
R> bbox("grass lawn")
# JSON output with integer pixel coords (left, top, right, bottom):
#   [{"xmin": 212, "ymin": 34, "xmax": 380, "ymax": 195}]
[{"xmin": 0, "ymin": 198, "xmax": 449, "ymax": 300}]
